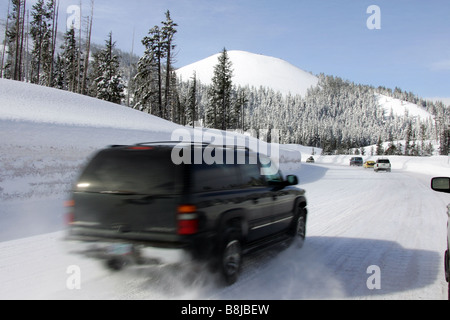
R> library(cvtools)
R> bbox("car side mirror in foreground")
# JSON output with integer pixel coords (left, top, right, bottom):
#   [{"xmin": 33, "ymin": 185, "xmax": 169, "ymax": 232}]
[
  {"xmin": 286, "ymin": 175, "xmax": 299, "ymax": 186},
  {"xmin": 431, "ymin": 177, "xmax": 450, "ymax": 194}
]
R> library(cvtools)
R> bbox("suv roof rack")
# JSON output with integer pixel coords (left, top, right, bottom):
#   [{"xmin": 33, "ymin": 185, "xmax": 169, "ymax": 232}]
[{"xmin": 135, "ymin": 141, "xmax": 252, "ymax": 151}]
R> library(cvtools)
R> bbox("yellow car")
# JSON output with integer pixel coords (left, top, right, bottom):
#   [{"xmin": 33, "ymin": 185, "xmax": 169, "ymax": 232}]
[{"xmin": 364, "ymin": 161, "xmax": 376, "ymax": 169}]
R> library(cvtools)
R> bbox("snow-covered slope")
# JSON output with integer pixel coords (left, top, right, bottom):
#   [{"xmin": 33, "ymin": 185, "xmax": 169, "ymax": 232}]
[
  {"xmin": 176, "ymin": 50, "xmax": 319, "ymax": 97},
  {"xmin": 0, "ymin": 78, "xmax": 180, "ymax": 132},
  {"xmin": 377, "ymin": 94, "xmax": 434, "ymax": 120}
]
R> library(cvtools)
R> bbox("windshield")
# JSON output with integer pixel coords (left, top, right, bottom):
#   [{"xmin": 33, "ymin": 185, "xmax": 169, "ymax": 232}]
[{"xmin": 75, "ymin": 148, "xmax": 184, "ymax": 195}]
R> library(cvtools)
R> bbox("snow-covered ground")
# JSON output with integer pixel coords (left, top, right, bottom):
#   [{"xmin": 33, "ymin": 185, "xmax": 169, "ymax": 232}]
[{"xmin": 1, "ymin": 79, "xmax": 450, "ymax": 300}]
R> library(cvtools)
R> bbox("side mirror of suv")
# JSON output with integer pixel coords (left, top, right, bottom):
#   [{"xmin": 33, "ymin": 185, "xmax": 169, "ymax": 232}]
[
  {"xmin": 286, "ymin": 175, "xmax": 299, "ymax": 186},
  {"xmin": 431, "ymin": 177, "xmax": 450, "ymax": 194}
]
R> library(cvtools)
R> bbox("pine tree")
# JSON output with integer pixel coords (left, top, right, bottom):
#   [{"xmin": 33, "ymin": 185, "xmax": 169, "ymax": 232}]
[
  {"xmin": 185, "ymin": 72, "xmax": 197, "ymax": 127},
  {"xmin": 60, "ymin": 26, "xmax": 81, "ymax": 92},
  {"xmin": 30, "ymin": 0, "xmax": 51, "ymax": 84},
  {"xmin": 233, "ymin": 88, "xmax": 247, "ymax": 130},
  {"xmin": 147, "ymin": 26, "xmax": 164, "ymax": 117},
  {"xmin": 440, "ymin": 127, "xmax": 450, "ymax": 156},
  {"xmin": 206, "ymin": 48, "xmax": 233, "ymax": 130},
  {"xmin": 161, "ymin": 10, "xmax": 177, "ymax": 121},
  {"xmin": 133, "ymin": 28, "xmax": 160, "ymax": 114},
  {"xmin": 376, "ymin": 137, "xmax": 384, "ymax": 155},
  {"xmin": 404, "ymin": 121, "xmax": 412, "ymax": 156},
  {"xmin": 92, "ymin": 32, "xmax": 125, "ymax": 104},
  {"xmin": 53, "ymin": 52, "xmax": 65, "ymax": 89}
]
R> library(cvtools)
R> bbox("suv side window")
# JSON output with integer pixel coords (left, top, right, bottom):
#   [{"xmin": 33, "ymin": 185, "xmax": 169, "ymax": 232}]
[
  {"xmin": 239, "ymin": 163, "xmax": 267, "ymax": 187},
  {"xmin": 193, "ymin": 163, "xmax": 240, "ymax": 193}
]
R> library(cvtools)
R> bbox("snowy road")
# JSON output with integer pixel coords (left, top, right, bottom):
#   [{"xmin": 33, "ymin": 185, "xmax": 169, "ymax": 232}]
[{"xmin": 0, "ymin": 162, "xmax": 448, "ymax": 300}]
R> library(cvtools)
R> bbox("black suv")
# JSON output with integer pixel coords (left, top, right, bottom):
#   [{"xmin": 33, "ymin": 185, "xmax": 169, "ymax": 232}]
[
  {"xmin": 66, "ymin": 142, "xmax": 308, "ymax": 284},
  {"xmin": 350, "ymin": 157, "xmax": 363, "ymax": 166}
]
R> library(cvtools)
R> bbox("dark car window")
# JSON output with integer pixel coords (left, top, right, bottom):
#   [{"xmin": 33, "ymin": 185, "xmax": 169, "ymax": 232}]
[
  {"xmin": 377, "ymin": 159, "xmax": 390, "ymax": 164},
  {"xmin": 193, "ymin": 163, "xmax": 241, "ymax": 193},
  {"xmin": 76, "ymin": 149, "xmax": 183, "ymax": 195},
  {"xmin": 239, "ymin": 163, "xmax": 267, "ymax": 187}
]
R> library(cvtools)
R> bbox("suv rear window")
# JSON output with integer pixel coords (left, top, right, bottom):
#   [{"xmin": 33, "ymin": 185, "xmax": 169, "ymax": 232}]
[
  {"xmin": 377, "ymin": 159, "xmax": 390, "ymax": 164},
  {"xmin": 75, "ymin": 148, "xmax": 183, "ymax": 195}
]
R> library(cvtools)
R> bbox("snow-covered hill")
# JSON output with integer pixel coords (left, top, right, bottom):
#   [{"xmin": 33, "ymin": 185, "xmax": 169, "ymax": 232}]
[
  {"xmin": 176, "ymin": 50, "xmax": 434, "ymax": 126},
  {"xmin": 176, "ymin": 50, "xmax": 319, "ymax": 97},
  {"xmin": 377, "ymin": 94, "xmax": 434, "ymax": 120}
]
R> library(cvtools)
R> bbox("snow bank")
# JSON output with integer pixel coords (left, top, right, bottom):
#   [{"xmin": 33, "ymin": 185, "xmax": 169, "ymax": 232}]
[{"xmin": 0, "ymin": 78, "xmax": 180, "ymax": 133}]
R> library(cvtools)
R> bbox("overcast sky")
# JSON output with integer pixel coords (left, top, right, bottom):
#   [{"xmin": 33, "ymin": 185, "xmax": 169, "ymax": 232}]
[{"xmin": 1, "ymin": 0, "xmax": 449, "ymax": 100}]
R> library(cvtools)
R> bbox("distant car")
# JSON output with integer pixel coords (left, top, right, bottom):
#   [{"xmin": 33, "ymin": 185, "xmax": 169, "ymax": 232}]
[
  {"xmin": 350, "ymin": 157, "xmax": 363, "ymax": 166},
  {"xmin": 431, "ymin": 177, "xmax": 450, "ymax": 299},
  {"xmin": 374, "ymin": 158, "xmax": 391, "ymax": 172},
  {"xmin": 364, "ymin": 161, "xmax": 376, "ymax": 169},
  {"xmin": 306, "ymin": 156, "xmax": 315, "ymax": 163}
]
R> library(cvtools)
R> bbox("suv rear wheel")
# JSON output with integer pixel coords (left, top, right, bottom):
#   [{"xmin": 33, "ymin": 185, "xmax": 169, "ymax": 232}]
[
  {"xmin": 220, "ymin": 229, "xmax": 242, "ymax": 285},
  {"xmin": 445, "ymin": 249, "xmax": 449, "ymax": 300}
]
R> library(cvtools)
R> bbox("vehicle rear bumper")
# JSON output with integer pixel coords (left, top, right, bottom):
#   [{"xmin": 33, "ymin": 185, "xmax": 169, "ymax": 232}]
[
  {"xmin": 375, "ymin": 167, "xmax": 391, "ymax": 171},
  {"xmin": 64, "ymin": 235, "xmax": 190, "ymax": 265},
  {"xmin": 64, "ymin": 229, "xmax": 216, "ymax": 265}
]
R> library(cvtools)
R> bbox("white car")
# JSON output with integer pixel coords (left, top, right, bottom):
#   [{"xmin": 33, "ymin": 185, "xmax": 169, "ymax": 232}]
[
  {"xmin": 374, "ymin": 158, "xmax": 391, "ymax": 172},
  {"xmin": 431, "ymin": 177, "xmax": 450, "ymax": 299}
]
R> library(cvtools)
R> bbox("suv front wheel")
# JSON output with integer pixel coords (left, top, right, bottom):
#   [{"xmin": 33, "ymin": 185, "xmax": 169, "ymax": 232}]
[{"xmin": 289, "ymin": 207, "xmax": 307, "ymax": 249}]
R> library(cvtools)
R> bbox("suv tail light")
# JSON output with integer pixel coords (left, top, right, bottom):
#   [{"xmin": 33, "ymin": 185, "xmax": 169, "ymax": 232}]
[
  {"xmin": 177, "ymin": 205, "xmax": 199, "ymax": 235},
  {"xmin": 65, "ymin": 200, "xmax": 75, "ymax": 225}
]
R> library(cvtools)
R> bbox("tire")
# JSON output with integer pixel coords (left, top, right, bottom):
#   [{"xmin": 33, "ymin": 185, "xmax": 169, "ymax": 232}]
[
  {"xmin": 106, "ymin": 257, "xmax": 127, "ymax": 271},
  {"xmin": 219, "ymin": 229, "xmax": 242, "ymax": 285},
  {"xmin": 445, "ymin": 250, "xmax": 449, "ymax": 300},
  {"xmin": 445, "ymin": 250, "xmax": 449, "ymax": 282},
  {"xmin": 289, "ymin": 207, "xmax": 307, "ymax": 249}
]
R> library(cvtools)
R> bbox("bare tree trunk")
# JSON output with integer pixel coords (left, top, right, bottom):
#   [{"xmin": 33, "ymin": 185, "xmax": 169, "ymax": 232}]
[
  {"xmin": 82, "ymin": 0, "xmax": 94, "ymax": 95},
  {"xmin": 76, "ymin": 0, "xmax": 82, "ymax": 93},
  {"xmin": 127, "ymin": 26, "xmax": 135, "ymax": 107},
  {"xmin": 18, "ymin": 0, "xmax": 26, "ymax": 81},
  {"xmin": 165, "ymin": 44, "xmax": 172, "ymax": 120},
  {"xmin": 48, "ymin": 0, "xmax": 59, "ymax": 87},
  {"xmin": 13, "ymin": 0, "xmax": 22, "ymax": 80},
  {"xmin": 24, "ymin": 9, "xmax": 28, "ymax": 82},
  {"xmin": 1, "ymin": 1, "xmax": 11, "ymax": 78}
]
